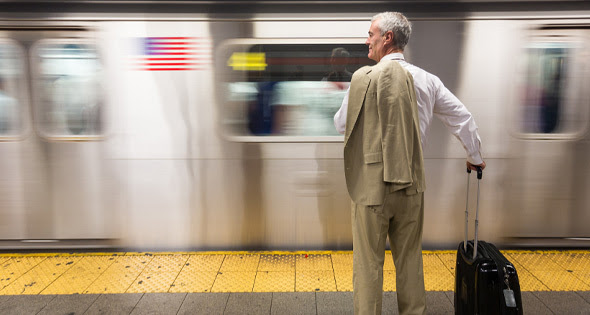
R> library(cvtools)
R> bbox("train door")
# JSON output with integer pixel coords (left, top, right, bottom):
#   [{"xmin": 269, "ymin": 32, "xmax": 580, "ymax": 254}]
[
  {"xmin": 0, "ymin": 26, "xmax": 112, "ymax": 247},
  {"xmin": 508, "ymin": 26, "xmax": 590, "ymax": 243},
  {"xmin": 0, "ymin": 38, "xmax": 29, "ymax": 240}
]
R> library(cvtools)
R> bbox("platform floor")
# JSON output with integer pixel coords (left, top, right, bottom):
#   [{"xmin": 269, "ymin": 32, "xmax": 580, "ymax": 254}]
[
  {"xmin": 1, "ymin": 250, "xmax": 589, "ymax": 314},
  {"xmin": 2, "ymin": 291, "xmax": 590, "ymax": 314}
]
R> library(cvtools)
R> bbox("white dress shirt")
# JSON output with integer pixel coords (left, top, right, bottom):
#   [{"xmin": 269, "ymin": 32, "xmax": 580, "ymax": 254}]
[{"xmin": 334, "ymin": 52, "xmax": 483, "ymax": 165}]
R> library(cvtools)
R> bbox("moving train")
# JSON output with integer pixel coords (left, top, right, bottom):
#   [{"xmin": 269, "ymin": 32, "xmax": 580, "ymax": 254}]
[{"xmin": 1, "ymin": 0, "xmax": 589, "ymax": 250}]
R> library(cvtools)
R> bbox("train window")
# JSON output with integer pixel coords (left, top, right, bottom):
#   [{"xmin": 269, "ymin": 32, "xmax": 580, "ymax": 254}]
[
  {"xmin": 31, "ymin": 40, "xmax": 103, "ymax": 139},
  {"xmin": 221, "ymin": 42, "xmax": 374, "ymax": 141},
  {"xmin": 519, "ymin": 32, "xmax": 589, "ymax": 138},
  {"xmin": 0, "ymin": 39, "xmax": 26, "ymax": 138}
]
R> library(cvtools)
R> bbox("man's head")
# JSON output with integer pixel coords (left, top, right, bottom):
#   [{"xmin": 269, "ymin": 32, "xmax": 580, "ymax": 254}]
[
  {"xmin": 365, "ymin": 12, "xmax": 412, "ymax": 62},
  {"xmin": 330, "ymin": 47, "xmax": 350, "ymax": 71}
]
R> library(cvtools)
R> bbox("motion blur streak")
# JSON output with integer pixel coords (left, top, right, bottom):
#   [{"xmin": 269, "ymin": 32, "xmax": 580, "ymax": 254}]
[{"xmin": 0, "ymin": 1, "xmax": 589, "ymax": 250}]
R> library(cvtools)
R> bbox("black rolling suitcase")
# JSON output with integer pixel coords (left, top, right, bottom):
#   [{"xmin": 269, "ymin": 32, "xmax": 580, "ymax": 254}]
[{"xmin": 454, "ymin": 167, "xmax": 523, "ymax": 315}]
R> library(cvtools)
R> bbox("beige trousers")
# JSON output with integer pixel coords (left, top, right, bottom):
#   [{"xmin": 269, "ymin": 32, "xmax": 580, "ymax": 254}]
[{"xmin": 352, "ymin": 188, "xmax": 426, "ymax": 315}]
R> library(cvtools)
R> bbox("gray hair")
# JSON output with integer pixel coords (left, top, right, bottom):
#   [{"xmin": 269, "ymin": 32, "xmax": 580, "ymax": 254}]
[
  {"xmin": 371, "ymin": 12, "xmax": 412, "ymax": 51},
  {"xmin": 331, "ymin": 47, "xmax": 350, "ymax": 58}
]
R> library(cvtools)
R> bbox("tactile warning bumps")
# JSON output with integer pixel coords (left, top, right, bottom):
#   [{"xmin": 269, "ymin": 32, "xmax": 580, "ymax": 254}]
[
  {"xmin": 334, "ymin": 270, "xmax": 353, "ymax": 291},
  {"xmin": 1, "ymin": 256, "xmax": 46, "ymax": 277},
  {"xmin": 143, "ymin": 254, "xmax": 189, "ymax": 273},
  {"xmin": 84, "ymin": 272, "xmax": 140, "ymax": 294},
  {"xmin": 105, "ymin": 255, "xmax": 152, "ymax": 273},
  {"xmin": 509, "ymin": 251, "xmax": 563, "ymax": 271},
  {"xmin": 42, "ymin": 255, "xmax": 119, "ymax": 294},
  {"xmin": 125, "ymin": 254, "xmax": 189, "ymax": 293},
  {"xmin": 505, "ymin": 251, "xmax": 590, "ymax": 291},
  {"xmin": 83, "ymin": 255, "xmax": 151, "ymax": 294},
  {"xmin": 551, "ymin": 251, "xmax": 590, "ymax": 271},
  {"xmin": 502, "ymin": 255, "xmax": 550, "ymax": 292},
  {"xmin": 66, "ymin": 255, "xmax": 117, "ymax": 273},
  {"xmin": 170, "ymin": 270, "xmax": 217, "ymax": 292},
  {"xmin": 423, "ymin": 253, "xmax": 454, "ymax": 291},
  {"xmin": 126, "ymin": 272, "xmax": 180, "ymax": 293},
  {"xmin": 294, "ymin": 254, "xmax": 336, "ymax": 291},
  {"xmin": 0, "ymin": 250, "xmax": 588, "ymax": 294},
  {"xmin": 331, "ymin": 253, "xmax": 352, "ymax": 271},
  {"xmin": 1, "ymin": 256, "xmax": 80, "ymax": 295},
  {"xmin": 182, "ymin": 255, "xmax": 224, "ymax": 272},
  {"xmin": 212, "ymin": 271, "xmax": 256, "ymax": 292},
  {"xmin": 0, "ymin": 256, "xmax": 46, "ymax": 293},
  {"xmin": 533, "ymin": 270, "xmax": 590, "ymax": 291},
  {"xmin": 296, "ymin": 254, "xmax": 332, "ymax": 271},
  {"xmin": 254, "ymin": 271, "xmax": 294, "ymax": 292},
  {"xmin": 331, "ymin": 254, "xmax": 353, "ymax": 291},
  {"xmin": 383, "ymin": 271, "xmax": 396, "ymax": 291},
  {"xmin": 435, "ymin": 252, "xmax": 457, "ymax": 275},
  {"xmin": 296, "ymin": 271, "xmax": 336, "ymax": 292},
  {"xmin": 220, "ymin": 255, "xmax": 259, "ymax": 272},
  {"xmin": 383, "ymin": 255, "xmax": 396, "ymax": 271},
  {"xmin": 42, "ymin": 272, "xmax": 99, "ymax": 294},
  {"xmin": 258, "ymin": 255, "xmax": 295, "ymax": 272}
]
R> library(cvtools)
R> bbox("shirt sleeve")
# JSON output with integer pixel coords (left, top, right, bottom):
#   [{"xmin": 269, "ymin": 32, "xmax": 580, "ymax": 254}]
[
  {"xmin": 333, "ymin": 87, "xmax": 349, "ymax": 135},
  {"xmin": 432, "ymin": 78, "xmax": 484, "ymax": 165}
]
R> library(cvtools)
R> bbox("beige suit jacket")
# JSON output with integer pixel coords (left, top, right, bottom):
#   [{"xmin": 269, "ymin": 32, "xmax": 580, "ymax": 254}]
[{"xmin": 344, "ymin": 59, "xmax": 425, "ymax": 206}]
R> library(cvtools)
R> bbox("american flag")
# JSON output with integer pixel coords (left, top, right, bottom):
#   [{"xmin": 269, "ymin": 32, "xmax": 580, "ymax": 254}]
[{"xmin": 132, "ymin": 37, "xmax": 210, "ymax": 71}]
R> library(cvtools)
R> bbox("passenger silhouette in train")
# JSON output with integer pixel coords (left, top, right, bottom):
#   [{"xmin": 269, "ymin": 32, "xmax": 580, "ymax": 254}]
[
  {"xmin": 242, "ymin": 69, "xmax": 275, "ymax": 135},
  {"xmin": 540, "ymin": 56, "xmax": 562, "ymax": 133},
  {"xmin": 248, "ymin": 81, "xmax": 277, "ymax": 135},
  {"xmin": 0, "ymin": 78, "xmax": 17, "ymax": 134},
  {"xmin": 322, "ymin": 47, "xmax": 352, "ymax": 82},
  {"xmin": 51, "ymin": 44, "xmax": 101, "ymax": 135}
]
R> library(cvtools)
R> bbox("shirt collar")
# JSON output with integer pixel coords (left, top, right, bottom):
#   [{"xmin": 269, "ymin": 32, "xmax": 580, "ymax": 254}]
[{"xmin": 380, "ymin": 52, "xmax": 405, "ymax": 62}]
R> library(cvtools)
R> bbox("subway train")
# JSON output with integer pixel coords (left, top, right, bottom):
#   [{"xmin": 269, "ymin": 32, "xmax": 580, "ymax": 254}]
[{"xmin": 0, "ymin": 1, "xmax": 590, "ymax": 250}]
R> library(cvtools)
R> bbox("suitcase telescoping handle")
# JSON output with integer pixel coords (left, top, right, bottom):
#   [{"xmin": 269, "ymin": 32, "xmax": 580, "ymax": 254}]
[{"xmin": 464, "ymin": 166, "xmax": 483, "ymax": 260}]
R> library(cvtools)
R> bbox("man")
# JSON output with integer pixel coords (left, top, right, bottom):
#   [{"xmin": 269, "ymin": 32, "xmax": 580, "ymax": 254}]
[
  {"xmin": 322, "ymin": 47, "xmax": 353, "ymax": 82},
  {"xmin": 335, "ymin": 12, "xmax": 486, "ymax": 315},
  {"xmin": 335, "ymin": 12, "xmax": 486, "ymax": 172}
]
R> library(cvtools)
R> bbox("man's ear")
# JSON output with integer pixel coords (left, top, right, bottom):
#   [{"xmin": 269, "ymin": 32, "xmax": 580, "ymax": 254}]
[{"xmin": 384, "ymin": 30, "xmax": 394, "ymax": 45}]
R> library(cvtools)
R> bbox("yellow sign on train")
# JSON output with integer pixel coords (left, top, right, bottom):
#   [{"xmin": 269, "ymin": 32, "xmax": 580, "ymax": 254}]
[{"xmin": 227, "ymin": 52, "xmax": 267, "ymax": 71}]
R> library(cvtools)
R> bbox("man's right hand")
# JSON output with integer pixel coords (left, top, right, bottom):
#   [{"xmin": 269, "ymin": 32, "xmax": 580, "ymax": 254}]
[{"xmin": 467, "ymin": 161, "xmax": 486, "ymax": 171}]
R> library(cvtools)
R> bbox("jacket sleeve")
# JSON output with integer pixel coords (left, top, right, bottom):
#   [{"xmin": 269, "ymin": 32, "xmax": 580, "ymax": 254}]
[{"xmin": 377, "ymin": 63, "xmax": 415, "ymax": 186}]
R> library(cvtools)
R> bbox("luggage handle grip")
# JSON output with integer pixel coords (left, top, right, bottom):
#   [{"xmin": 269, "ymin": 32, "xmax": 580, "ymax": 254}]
[
  {"xmin": 466, "ymin": 166, "xmax": 483, "ymax": 179},
  {"xmin": 464, "ymin": 166, "xmax": 482, "ymax": 259}
]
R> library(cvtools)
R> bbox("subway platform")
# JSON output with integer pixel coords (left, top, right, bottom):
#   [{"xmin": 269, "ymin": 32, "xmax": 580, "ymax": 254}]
[{"xmin": 0, "ymin": 250, "xmax": 589, "ymax": 314}]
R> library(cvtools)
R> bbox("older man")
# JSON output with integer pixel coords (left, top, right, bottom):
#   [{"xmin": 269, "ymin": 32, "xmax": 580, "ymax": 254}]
[{"xmin": 335, "ymin": 12, "xmax": 486, "ymax": 315}]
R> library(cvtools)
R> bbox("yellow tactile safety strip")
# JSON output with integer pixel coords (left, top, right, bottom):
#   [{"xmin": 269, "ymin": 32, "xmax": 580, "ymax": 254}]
[{"xmin": 0, "ymin": 250, "xmax": 589, "ymax": 295}]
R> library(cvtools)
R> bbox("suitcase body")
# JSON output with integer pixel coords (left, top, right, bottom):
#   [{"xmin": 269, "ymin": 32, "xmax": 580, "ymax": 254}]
[
  {"xmin": 454, "ymin": 240, "xmax": 523, "ymax": 314},
  {"xmin": 454, "ymin": 167, "xmax": 523, "ymax": 314}
]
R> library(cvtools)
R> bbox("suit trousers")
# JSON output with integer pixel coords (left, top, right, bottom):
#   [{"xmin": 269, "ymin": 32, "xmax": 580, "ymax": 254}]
[{"xmin": 351, "ymin": 187, "xmax": 425, "ymax": 315}]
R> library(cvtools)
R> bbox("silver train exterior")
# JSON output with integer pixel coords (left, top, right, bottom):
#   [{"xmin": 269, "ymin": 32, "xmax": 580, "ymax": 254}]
[{"xmin": 0, "ymin": 1, "xmax": 589, "ymax": 250}]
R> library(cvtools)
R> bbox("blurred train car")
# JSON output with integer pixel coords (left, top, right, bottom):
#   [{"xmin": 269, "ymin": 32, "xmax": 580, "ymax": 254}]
[{"xmin": 0, "ymin": 0, "xmax": 589, "ymax": 250}]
